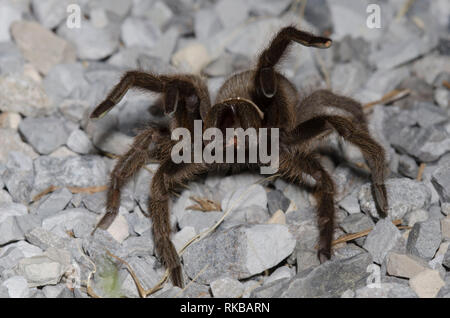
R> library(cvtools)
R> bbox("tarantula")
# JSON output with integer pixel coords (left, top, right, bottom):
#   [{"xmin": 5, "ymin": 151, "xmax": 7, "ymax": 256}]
[{"xmin": 90, "ymin": 26, "xmax": 389, "ymax": 288}]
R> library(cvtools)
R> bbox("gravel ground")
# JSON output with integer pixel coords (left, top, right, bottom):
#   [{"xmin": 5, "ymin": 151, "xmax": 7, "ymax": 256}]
[{"xmin": 0, "ymin": 0, "xmax": 449, "ymax": 298}]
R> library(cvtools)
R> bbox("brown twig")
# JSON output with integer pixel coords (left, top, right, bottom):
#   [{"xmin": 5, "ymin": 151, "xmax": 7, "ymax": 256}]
[
  {"xmin": 416, "ymin": 163, "xmax": 426, "ymax": 181},
  {"xmin": 396, "ymin": 0, "xmax": 416, "ymax": 21},
  {"xmin": 363, "ymin": 89, "xmax": 411, "ymax": 111},
  {"xmin": 32, "ymin": 185, "xmax": 108, "ymax": 202},
  {"xmin": 106, "ymin": 250, "xmax": 167, "ymax": 298},
  {"xmin": 332, "ymin": 219, "xmax": 404, "ymax": 246},
  {"xmin": 443, "ymin": 80, "xmax": 450, "ymax": 90},
  {"xmin": 187, "ymin": 196, "xmax": 222, "ymax": 212}
]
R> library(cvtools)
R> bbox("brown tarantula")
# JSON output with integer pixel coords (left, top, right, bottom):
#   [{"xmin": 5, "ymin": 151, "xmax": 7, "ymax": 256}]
[{"xmin": 90, "ymin": 26, "xmax": 389, "ymax": 288}]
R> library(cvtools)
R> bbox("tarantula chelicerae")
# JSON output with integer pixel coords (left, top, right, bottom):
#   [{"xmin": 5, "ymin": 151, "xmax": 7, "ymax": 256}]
[{"xmin": 90, "ymin": 26, "xmax": 389, "ymax": 287}]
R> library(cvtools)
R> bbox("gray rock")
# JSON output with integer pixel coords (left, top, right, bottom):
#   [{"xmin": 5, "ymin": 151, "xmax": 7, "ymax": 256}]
[
  {"xmin": 369, "ymin": 24, "xmax": 438, "ymax": 71},
  {"xmin": 0, "ymin": 246, "xmax": 25, "ymax": 270},
  {"xmin": 210, "ymin": 277, "xmax": 245, "ymax": 298},
  {"xmin": 0, "ymin": 1, "xmax": 22, "ymax": 42},
  {"xmin": 398, "ymin": 154, "xmax": 419, "ymax": 179},
  {"xmin": 404, "ymin": 209, "xmax": 429, "ymax": 227},
  {"xmin": 364, "ymin": 67, "xmax": 410, "ymax": 96},
  {"xmin": 432, "ymin": 160, "xmax": 450, "ymax": 203},
  {"xmin": 437, "ymin": 276, "xmax": 450, "ymax": 298},
  {"xmin": 412, "ymin": 54, "xmax": 450, "ymax": 85},
  {"xmin": 265, "ymin": 265, "xmax": 295, "ymax": 285},
  {"xmin": 43, "ymin": 63, "xmax": 90, "ymax": 107},
  {"xmin": 179, "ymin": 211, "xmax": 222, "ymax": 234},
  {"xmin": 42, "ymin": 208, "xmax": 97, "ymax": 238},
  {"xmin": 248, "ymin": 0, "xmax": 292, "ymax": 16},
  {"xmin": 31, "ymin": 0, "xmax": 70, "ymax": 29},
  {"xmin": 88, "ymin": 0, "xmax": 132, "ymax": 18},
  {"xmin": 267, "ymin": 189, "xmax": 290, "ymax": 215},
  {"xmin": 274, "ymin": 252, "xmax": 373, "ymax": 297},
  {"xmin": 0, "ymin": 74, "xmax": 52, "ymax": 117},
  {"xmin": 25, "ymin": 227, "xmax": 67, "ymax": 251},
  {"xmin": 91, "ymin": 130, "xmax": 133, "ymax": 156},
  {"xmin": 57, "ymin": 16, "xmax": 120, "ymax": 60},
  {"xmin": 19, "ymin": 117, "xmax": 72, "ymax": 155},
  {"xmin": 215, "ymin": 0, "xmax": 249, "ymax": 28},
  {"xmin": 0, "ymin": 189, "xmax": 12, "ymax": 205},
  {"xmin": 338, "ymin": 189, "xmax": 361, "ymax": 214},
  {"xmin": 358, "ymin": 178, "xmax": 431, "ymax": 219},
  {"xmin": 15, "ymin": 248, "xmax": 71, "ymax": 287},
  {"xmin": 32, "ymin": 155, "xmax": 108, "ymax": 199},
  {"xmin": 1, "ymin": 276, "xmax": 29, "ymax": 298},
  {"xmin": 406, "ymin": 219, "xmax": 442, "ymax": 260},
  {"xmin": 333, "ymin": 164, "xmax": 368, "ymax": 202},
  {"xmin": 121, "ymin": 17, "xmax": 161, "ymax": 49},
  {"xmin": 442, "ymin": 203, "xmax": 450, "ymax": 216},
  {"xmin": 194, "ymin": 8, "xmax": 223, "ymax": 41},
  {"xmin": 250, "ymin": 278, "xmax": 287, "ymax": 298},
  {"xmin": 333, "ymin": 35, "xmax": 370, "ymax": 64},
  {"xmin": 354, "ymin": 283, "xmax": 418, "ymax": 298},
  {"xmin": 119, "ymin": 255, "xmax": 165, "ymax": 292},
  {"xmin": 42, "ymin": 285, "xmax": 65, "ymax": 298},
  {"xmin": 221, "ymin": 184, "xmax": 267, "ymax": 212},
  {"xmin": 183, "ymin": 224, "xmax": 295, "ymax": 284},
  {"xmin": 35, "ymin": 188, "xmax": 73, "ymax": 218},
  {"xmin": 0, "ymin": 216, "xmax": 24, "ymax": 246},
  {"xmin": 341, "ymin": 213, "xmax": 375, "ymax": 234},
  {"xmin": 331, "ymin": 61, "xmax": 368, "ymax": 95},
  {"xmin": 59, "ymin": 100, "xmax": 90, "ymax": 123},
  {"xmin": 363, "ymin": 219, "xmax": 401, "ymax": 264},
  {"xmin": 67, "ymin": 129, "xmax": 96, "ymax": 155},
  {"xmin": 0, "ymin": 42, "xmax": 25, "ymax": 75},
  {"xmin": 443, "ymin": 248, "xmax": 450, "ymax": 269},
  {"xmin": 11, "ymin": 21, "xmax": 76, "ymax": 75},
  {"xmin": 295, "ymin": 248, "xmax": 320, "ymax": 273},
  {"xmin": 118, "ymin": 232, "xmax": 154, "ymax": 258},
  {"xmin": 2, "ymin": 151, "xmax": 34, "ymax": 204}
]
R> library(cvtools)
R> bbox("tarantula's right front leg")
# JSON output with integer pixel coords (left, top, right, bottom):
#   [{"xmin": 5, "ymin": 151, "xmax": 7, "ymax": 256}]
[
  {"xmin": 93, "ymin": 127, "xmax": 167, "ymax": 233},
  {"xmin": 255, "ymin": 26, "xmax": 332, "ymax": 98}
]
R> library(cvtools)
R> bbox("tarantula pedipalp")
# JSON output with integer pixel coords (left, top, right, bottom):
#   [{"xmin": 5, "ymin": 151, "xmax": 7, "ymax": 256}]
[{"xmin": 90, "ymin": 26, "xmax": 389, "ymax": 288}]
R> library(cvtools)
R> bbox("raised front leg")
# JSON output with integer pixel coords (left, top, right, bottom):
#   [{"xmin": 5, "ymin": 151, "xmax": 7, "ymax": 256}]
[{"xmin": 255, "ymin": 26, "xmax": 332, "ymax": 98}]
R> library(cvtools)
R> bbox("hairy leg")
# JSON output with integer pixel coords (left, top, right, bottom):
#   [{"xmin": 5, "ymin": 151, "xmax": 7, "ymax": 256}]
[
  {"xmin": 298, "ymin": 90, "xmax": 367, "ymax": 125},
  {"xmin": 278, "ymin": 152, "xmax": 336, "ymax": 262},
  {"xmin": 255, "ymin": 26, "xmax": 331, "ymax": 98},
  {"xmin": 288, "ymin": 114, "xmax": 389, "ymax": 217},
  {"xmin": 90, "ymin": 71, "xmax": 208, "ymax": 120},
  {"xmin": 323, "ymin": 115, "xmax": 388, "ymax": 217},
  {"xmin": 149, "ymin": 161, "xmax": 208, "ymax": 287},
  {"xmin": 92, "ymin": 127, "xmax": 168, "ymax": 233}
]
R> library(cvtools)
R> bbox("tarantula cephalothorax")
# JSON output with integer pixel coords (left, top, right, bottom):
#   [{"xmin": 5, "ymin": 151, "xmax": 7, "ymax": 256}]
[{"xmin": 90, "ymin": 26, "xmax": 389, "ymax": 288}]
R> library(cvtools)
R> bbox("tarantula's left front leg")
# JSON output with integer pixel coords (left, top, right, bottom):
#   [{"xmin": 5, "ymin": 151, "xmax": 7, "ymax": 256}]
[
  {"xmin": 149, "ymin": 161, "xmax": 208, "ymax": 288},
  {"xmin": 93, "ymin": 126, "xmax": 168, "ymax": 233},
  {"xmin": 278, "ymin": 152, "xmax": 336, "ymax": 262}
]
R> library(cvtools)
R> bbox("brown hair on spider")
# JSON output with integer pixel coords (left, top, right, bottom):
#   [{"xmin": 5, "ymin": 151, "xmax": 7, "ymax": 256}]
[{"xmin": 90, "ymin": 26, "xmax": 389, "ymax": 288}]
